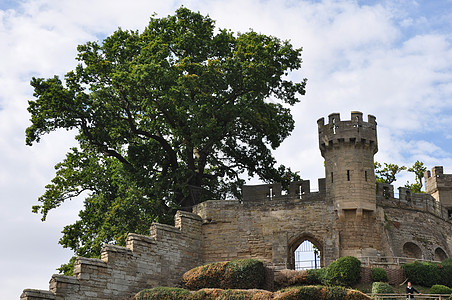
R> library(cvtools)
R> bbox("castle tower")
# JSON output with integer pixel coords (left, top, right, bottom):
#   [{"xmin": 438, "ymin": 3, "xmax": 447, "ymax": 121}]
[{"xmin": 318, "ymin": 112, "xmax": 378, "ymax": 218}]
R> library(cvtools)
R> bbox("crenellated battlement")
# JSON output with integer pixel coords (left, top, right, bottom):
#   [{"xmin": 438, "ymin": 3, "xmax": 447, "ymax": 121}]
[
  {"xmin": 317, "ymin": 111, "xmax": 377, "ymax": 155},
  {"xmin": 241, "ymin": 179, "xmax": 326, "ymax": 202},
  {"xmin": 376, "ymin": 182, "xmax": 447, "ymax": 219}
]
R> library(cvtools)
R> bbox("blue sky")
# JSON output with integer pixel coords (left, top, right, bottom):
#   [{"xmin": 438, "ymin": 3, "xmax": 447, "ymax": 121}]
[{"xmin": 1, "ymin": 0, "xmax": 452, "ymax": 298}]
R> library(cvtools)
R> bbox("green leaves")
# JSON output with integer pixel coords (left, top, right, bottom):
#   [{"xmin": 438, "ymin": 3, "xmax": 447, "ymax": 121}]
[{"xmin": 26, "ymin": 7, "xmax": 305, "ymax": 270}]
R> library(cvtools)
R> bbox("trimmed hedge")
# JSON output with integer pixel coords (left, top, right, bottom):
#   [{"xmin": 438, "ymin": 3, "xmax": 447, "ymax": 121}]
[
  {"xmin": 324, "ymin": 256, "xmax": 361, "ymax": 287},
  {"xmin": 275, "ymin": 285, "xmax": 371, "ymax": 300},
  {"xmin": 274, "ymin": 269, "xmax": 308, "ymax": 289},
  {"xmin": 136, "ymin": 287, "xmax": 191, "ymax": 300},
  {"xmin": 371, "ymin": 268, "xmax": 388, "ymax": 282},
  {"xmin": 136, "ymin": 287, "xmax": 371, "ymax": 300},
  {"xmin": 182, "ymin": 259, "xmax": 266, "ymax": 290},
  {"xmin": 402, "ymin": 260, "xmax": 452, "ymax": 287},
  {"xmin": 430, "ymin": 284, "xmax": 452, "ymax": 295}
]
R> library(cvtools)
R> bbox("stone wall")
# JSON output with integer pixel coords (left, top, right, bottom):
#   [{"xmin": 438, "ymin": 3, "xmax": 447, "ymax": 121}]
[
  {"xmin": 193, "ymin": 194, "xmax": 339, "ymax": 268},
  {"xmin": 382, "ymin": 205, "xmax": 452, "ymax": 261},
  {"xmin": 425, "ymin": 166, "xmax": 452, "ymax": 210},
  {"xmin": 21, "ymin": 211, "xmax": 203, "ymax": 300}
]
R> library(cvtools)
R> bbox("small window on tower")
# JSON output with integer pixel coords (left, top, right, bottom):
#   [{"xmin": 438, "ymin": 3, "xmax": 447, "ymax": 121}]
[
  {"xmin": 331, "ymin": 172, "xmax": 333, "ymax": 183},
  {"xmin": 347, "ymin": 170, "xmax": 350, "ymax": 181},
  {"xmin": 365, "ymin": 170, "xmax": 368, "ymax": 181}
]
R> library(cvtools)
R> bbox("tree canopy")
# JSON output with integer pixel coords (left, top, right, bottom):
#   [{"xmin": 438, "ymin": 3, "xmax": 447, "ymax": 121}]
[
  {"xmin": 374, "ymin": 162, "xmax": 406, "ymax": 184},
  {"xmin": 26, "ymin": 7, "xmax": 306, "ymax": 272},
  {"xmin": 375, "ymin": 160, "xmax": 427, "ymax": 193}
]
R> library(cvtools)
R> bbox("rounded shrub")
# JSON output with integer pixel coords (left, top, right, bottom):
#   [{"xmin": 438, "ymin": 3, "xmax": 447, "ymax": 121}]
[
  {"xmin": 430, "ymin": 284, "xmax": 452, "ymax": 295},
  {"xmin": 306, "ymin": 268, "xmax": 327, "ymax": 285},
  {"xmin": 402, "ymin": 261, "xmax": 441, "ymax": 287},
  {"xmin": 324, "ymin": 256, "xmax": 361, "ymax": 287},
  {"xmin": 371, "ymin": 267, "xmax": 388, "ymax": 282},
  {"xmin": 182, "ymin": 259, "xmax": 266, "ymax": 290}
]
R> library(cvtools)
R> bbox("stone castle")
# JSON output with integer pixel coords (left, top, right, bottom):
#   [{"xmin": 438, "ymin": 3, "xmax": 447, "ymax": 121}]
[{"xmin": 21, "ymin": 112, "xmax": 452, "ymax": 300}]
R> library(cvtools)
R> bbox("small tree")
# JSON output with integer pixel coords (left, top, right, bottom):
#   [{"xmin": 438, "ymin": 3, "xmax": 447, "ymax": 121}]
[
  {"xmin": 405, "ymin": 160, "xmax": 427, "ymax": 192},
  {"xmin": 374, "ymin": 162, "xmax": 406, "ymax": 184}
]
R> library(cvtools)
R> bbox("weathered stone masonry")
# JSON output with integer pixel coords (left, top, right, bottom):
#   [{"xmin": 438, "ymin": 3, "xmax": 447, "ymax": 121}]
[{"xmin": 21, "ymin": 112, "xmax": 452, "ymax": 300}]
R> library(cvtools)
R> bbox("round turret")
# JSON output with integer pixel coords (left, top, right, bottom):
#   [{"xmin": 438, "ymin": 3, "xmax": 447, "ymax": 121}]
[{"xmin": 317, "ymin": 111, "xmax": 378, "ymax": 215}]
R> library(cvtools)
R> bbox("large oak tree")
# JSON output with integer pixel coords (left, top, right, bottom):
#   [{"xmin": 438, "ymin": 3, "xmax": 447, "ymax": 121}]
[{"xmin": 26, "ymin": 8, "xmax": 306, "ymax": 272}]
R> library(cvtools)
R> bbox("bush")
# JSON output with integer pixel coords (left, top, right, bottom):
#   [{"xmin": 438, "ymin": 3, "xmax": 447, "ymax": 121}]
[
  {"xmin": 371, "ymin": 268, "xmax": 388, "ymax": 282},
  {"xmin": 306, "ymin": 268, "xmax": 327, "ymax": 285},
  {"xmin": 324, "ymin": 256, "xmax": 361, "ymax": 287},
  {"xmin": 182, "ymin": 259, "xmax": 266, "ymax": 290},
  {"xmin": 402, "ymin": 261, "xmax": 441, "ymax": 287},
  {"xmin": 275, "ymin": 285, "xmax": 371, "ymax": 300},
  {"xmin": 274, "ymin": 269, "xmax": 308, "ymax": 289},
  {"xmin": 371, "ymin": 282, "xmax": 394, "ymax": 300},
  {"xmin": 136, "ymin": 287, "xmax": 191, "ymax": 300},
  {"xmin": 430, "ymin": 284, "xmax": 452, "ymax": 295}
]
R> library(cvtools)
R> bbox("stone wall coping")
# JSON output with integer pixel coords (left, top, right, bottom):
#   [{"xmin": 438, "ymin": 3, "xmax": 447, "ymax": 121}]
[
  {"xmin": 127, "ymin": 232, "xmax": 157, "ymax": 244},
  {"xmin": 194, "ymin": 200, "xmax": 240, "ymax": 209},
  {"xmin": 102, "ymin": 244, "xmax": 133, "ymax": 254},
  {"xmin": 151, "ymin": 222, "xmax": 182, "ymax": 234},
  {"xmin": 77, "ymin": 257, "xmax": 108, "ymax": 268},
  {"xmin": 194, "ymin": 197, "xmax": 328, "ymax": 210},
  {"xmin": 21, "ymin": 289, "xmax": 56, "ymax": 299},
  {"xmin": 51, "ymin": 274, "xmax": 80, "ymax": 285},
  {"xmin": 176, "ymin": 210, "xmax": 202, "ymax": 221}
]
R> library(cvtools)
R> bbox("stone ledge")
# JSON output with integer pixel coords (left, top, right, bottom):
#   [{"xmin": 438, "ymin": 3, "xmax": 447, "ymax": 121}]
[
  {"xmin": 21, "ymin": 289, "xmax": 56, "ymax": 300},
  {"xmin": 77, "ymin": 257, "xmax": 108, "ymax": 268},
  {"xmin": 176, "ymin": 210, "xmax": 203, "ymax": 221},
  {"xmin": 51, "ymin": 274, "xmax": 80, "ymax": 284},
  {"xmin": 151, "ymin": 223, "xmax": 182, "ymax": 234},
  {"xmin": 102, "ymin": 244, "xmax": 133, "ymax": 254},
  {"xmin": 127, "ymin": 233, "xmax": 157, "ymax": 244}
]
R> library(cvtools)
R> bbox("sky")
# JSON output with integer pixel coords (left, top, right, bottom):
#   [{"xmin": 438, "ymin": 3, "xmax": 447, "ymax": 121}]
[{"xmin": 1, "ymin": 0, "xmax": 452, "ymax": 298}]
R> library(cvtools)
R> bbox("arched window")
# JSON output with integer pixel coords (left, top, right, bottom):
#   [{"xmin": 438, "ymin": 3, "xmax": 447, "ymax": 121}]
[
  {"xmin": 435, "ymin": 247, "xmax": 448, "ymax": 261},
  {"xmin": 288, "ymin": 235, "xmax": 323, "ymax": 270},
  {"xmin": 403, "ymin": 242, "xmax": 422, "ymax": 259}
]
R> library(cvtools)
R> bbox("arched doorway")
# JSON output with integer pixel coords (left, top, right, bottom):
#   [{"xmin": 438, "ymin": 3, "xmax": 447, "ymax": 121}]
[
  {"xmin": 435, "ymin": 247, "xmax": 448, "ymax": 261},
  {"xmin": 403, "ymin": 242, "xmax": 422, "ymax": 259},
  {"xmin": 288, "ymin": 235, "xmax": 323, "ymax": 270}
]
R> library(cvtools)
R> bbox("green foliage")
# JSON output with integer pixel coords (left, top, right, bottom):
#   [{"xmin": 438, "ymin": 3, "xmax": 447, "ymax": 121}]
[
  {"xmin": 275, "ymin": 285, "xmax": 371, "ymax": 300},
  {"xmin": 404, "ymin": 182, "xmax": 422, "ymax": 193},
  {"xmin": 136, "ymin": 287, "xmax": 191, "ymax": 300},
  {"xmin": 26, "ymin": 7, "xmax": 306, "ymax": 271},
  {"xmin": 374, "ymin": 162, "xmax": 406, "ymax": 184},
  {"xmin": 371, "ymin": 282, "xmax": 394, "ymax": 300},
  {"xmin": 306, "ymin": 268, "xmax": 327, "ymax": 285},
  {"xmin": 324, "ymin": 256, "xmax": 361, "ymax": 287},
  {"xmin": 183, "ymin": 259, "xmax": 266, "ymax": 290},
  {"xmin": 430, "ymin": 284, "xmax": 452, "ymax": 295},
  {"xmin": 408, "ymin": 160, "xmax": 427, "ymax": 189},
  {"xmin": 402, "ymin": 261, "xmax": 443, "ymax": 287},
  {"xmin": 371, "ymin": 268, "xmax": 388, "ymax": 282}
]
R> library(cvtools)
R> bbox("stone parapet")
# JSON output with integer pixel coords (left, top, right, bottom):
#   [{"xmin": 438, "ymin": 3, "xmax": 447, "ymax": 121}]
[{"xmin": 21, "ymin": 211, "xmax": 203, "ymax": 300}]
